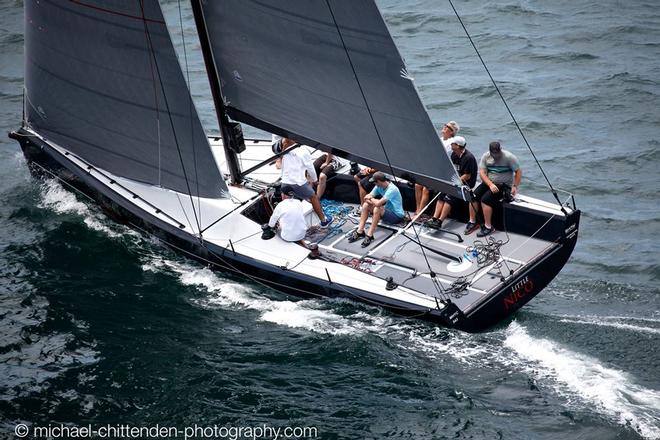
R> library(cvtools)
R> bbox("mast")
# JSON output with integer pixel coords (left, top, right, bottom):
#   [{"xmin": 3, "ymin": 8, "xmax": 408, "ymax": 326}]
[{"xmin": 190, "ymin": 0, "xmax": 243, "ymax": 185}]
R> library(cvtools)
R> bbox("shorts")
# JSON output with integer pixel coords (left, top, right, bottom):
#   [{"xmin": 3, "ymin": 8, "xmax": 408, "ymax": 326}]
[
  {"xmin": 440, "ymin": 193, "xmax": 462, "ymax": 208},
  {"xmin": 356, "ymin": 173, "xmax": 375, "ymax": 193},
  {"xmin": 281, "ymin": 182, "xmax": 315, "ymax": 201},
  {"xmin": 313, "ymin": 154, "xmax": 337, "ymax": 179},
  {"xmin": 381, "ymin": 208, "xmax": 404, "ymax": 225},
  {"xmin": 473, "ymin": 182, "xmax": 509, "ymax": 207}
]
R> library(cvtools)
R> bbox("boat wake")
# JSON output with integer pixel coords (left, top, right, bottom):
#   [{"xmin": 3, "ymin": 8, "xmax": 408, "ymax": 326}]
[
  {"xmin": 38, "ymin": 184, "xmax": 660, "ymax": 439},
  {"xmin": 141, "ymin": 256, "xmax": 386, "ymax": 336},
  {"xmin": 503, "ymin": 322, "xmax": 660, "ymax": 440},
  {"xmin": 161, "ymin": 256, "xmax": 660, "ymax": 439},
  {"xmin": 38, "ymin": 180, "xmax": 139, "ymax": 241}
]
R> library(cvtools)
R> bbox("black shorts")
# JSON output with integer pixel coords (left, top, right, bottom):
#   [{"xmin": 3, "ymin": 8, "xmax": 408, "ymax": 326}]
[
  {"xmin": 473, "ymin": 182, "xmax": 509, "ymax": 207},
  {"xmin": 440, "ymin": 193, "xmax": 462, "ymax": 208},
  {"xmin": 313, "ymin": 154, "xmax": 337, "ymax": 179},
  {"xmin": 358, "ymin": 174, "xmax": 375, "ymax": 193}
]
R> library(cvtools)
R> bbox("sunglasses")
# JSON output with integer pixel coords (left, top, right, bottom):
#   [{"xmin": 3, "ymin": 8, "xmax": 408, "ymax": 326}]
[{"xmin": 443, "ymin": 124, "xmax": 455, "ymax": 134}]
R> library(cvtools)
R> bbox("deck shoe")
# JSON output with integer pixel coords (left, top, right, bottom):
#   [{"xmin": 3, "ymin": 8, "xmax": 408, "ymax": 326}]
[
  {"xmin": 477, "ymin": 225, "xmax": 494, "ymax": 237},
  {"xmin": 347, "ymin": 229, "xmax": 366, "ymax": 243},
  {"xmin": 320, "ymin": 214, "xmax": 334, "ymax": 229},
  {"xmin": 464, "ymin": 221, "xmax": 479, "ymax": 235},
  {"xmin": 427, "ymin": 218, "xmax": 443, "ymax": 229},
  {"xmin": 361, "ymin": 235, "xmax": 375, "ymax": 248}
]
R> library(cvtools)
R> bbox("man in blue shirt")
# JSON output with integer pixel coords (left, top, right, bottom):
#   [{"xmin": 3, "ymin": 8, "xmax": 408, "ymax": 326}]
[{"xmin": 348, "ymin": 172, "xmax": 405, "ymax": 247}]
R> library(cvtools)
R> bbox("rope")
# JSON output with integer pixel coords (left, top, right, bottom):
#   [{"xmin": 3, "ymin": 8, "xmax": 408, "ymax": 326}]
[
  {"xmin": 324, "ymin": 0, "xmax": 442, "ymax": 300},
  {"xmin": 447, "ymin": 0, "xmax": 567, "ymax": 214}
]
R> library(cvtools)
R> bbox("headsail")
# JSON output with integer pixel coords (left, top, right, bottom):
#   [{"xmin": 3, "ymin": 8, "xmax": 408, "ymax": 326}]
[
  {"xmin": 198, "ymin": 0, "xmax": 462, "ymax": 197},
  {"xmin": 24, "ymin": 0, "xmax": 227, "ymax": 198}
]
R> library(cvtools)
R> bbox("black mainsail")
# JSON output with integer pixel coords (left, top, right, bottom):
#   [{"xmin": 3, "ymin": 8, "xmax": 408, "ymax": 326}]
[
  {"xmin": 24, "ymin": 0, "xmax": 227, "ymax": 199},
  {"xmin": 197, "ymin": 0, "xmax": 463, "ymax": 198}
]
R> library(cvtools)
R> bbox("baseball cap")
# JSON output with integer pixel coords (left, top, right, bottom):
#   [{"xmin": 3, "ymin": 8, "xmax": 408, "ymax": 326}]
[
  {"xmin": 280, "ymin": 184, "xmax": 296, "ymax": 197},
  {"xmin": 369, "ymin": 171, "xmax": 389, "ymax": 183},
  {"xmin": 450, "ymin": 136, "xmax": 466, "ymax": 147}
]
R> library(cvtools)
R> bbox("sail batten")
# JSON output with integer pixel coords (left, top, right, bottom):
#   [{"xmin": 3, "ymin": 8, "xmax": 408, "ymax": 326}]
[
  {"xmin": 200, "ymin": 0, "xmax": 462, "ymax": 196},
  {"xmin": 25, "ymin": 0, "xmax": 227, "ymax": 199}
]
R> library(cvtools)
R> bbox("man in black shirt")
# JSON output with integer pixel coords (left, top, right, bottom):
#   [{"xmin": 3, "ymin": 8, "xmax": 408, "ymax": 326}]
[{"xmin": 427, "ymin": 136, "xmax": 478, "ymax": 229}]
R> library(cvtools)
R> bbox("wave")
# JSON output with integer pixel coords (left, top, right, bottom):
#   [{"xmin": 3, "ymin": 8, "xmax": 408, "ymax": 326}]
[
  {"xmin": 37, "ymin": 179, "xmax": 138, "ymax": 240},
  {"xmin": 601, "ymin": 72, "xmax": 659, "ymax": 86},
  {"xmin": 139, "ymin": 252, "xmax": 660, "ymax": 438},
  {"xmin": 526, "ymin": 51, "xmax": 599, "ymax": 62},
  {"xmin": 0, "ymin": 288, "xmax": 99, "ymax": 401},
  {"xmin": 142, "ymin": 256, "xmax": 385, "ymax": 336},
  {"xmin": 485, "ymin": 3, "xmax": 550, "ymax": 17},
  {"xmin": 0, "ymin": 32, "xmax": 22, "ymax": 45},
  {"xmin": 32, "ymin": 172, "xmax": 660, "ymax": 438},
  {"xmin": 504, "ymin": 322, "xmax": 660, "ymax": 439},
  {"xmin": 557, "ymin": 315, "xmax": 660, "ymax": 335}
]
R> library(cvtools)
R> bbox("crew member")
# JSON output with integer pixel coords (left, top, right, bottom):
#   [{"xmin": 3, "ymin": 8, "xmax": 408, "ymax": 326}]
[
  {"xmin": 348, "ymin": 172, "xmax": 405, "ymax": 247},
  {"xmin": 466, "ymin": 141, "xmax": 522, "ymax": 237},
  {"xmin": 262, "ymin": 187, "xmax": 307, "ymax": 243},
  {"xmin": 275, "ymin": 138, "xmax": 333, "ymax": 228},
  {"xmin": 414, "ymin": 120, "xmax": 460, "ymax": 215},
  {"xmin": 427, "ymin": 136, "xmax": 477, "ymax": 229}
]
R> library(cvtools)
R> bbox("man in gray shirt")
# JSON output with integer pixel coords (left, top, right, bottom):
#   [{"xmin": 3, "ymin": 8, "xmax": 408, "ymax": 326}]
[{"xmin": 466, "ymin": 141, "xmax": 522, "ymax": 237}]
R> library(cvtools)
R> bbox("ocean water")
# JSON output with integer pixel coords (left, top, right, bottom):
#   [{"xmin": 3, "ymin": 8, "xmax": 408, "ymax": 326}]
[{"xmin": 1, "ymin": 0, "xmax": 659, "ymax": 439}]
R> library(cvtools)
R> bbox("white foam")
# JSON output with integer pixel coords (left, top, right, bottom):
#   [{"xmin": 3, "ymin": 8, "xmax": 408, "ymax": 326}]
[
  {"xmin": 504, "ymin": 322, "xmax": 660, "ymax": 439},
  {"xmin": 558, "ymin": 316, "xmax": 660, "ymax": 335},
  {"xmin": 144, "ymin": 256, "xmax": 368, "ymax": 335},
  {"xmin": 140, "ymin": 254, "xmax": 660, "ymax": 439},
  {"xmin": 39, "ymin": 180, "xmax": 137, "ymax": 239},
  {"xmin": 403, "ymin": 327, "xmax": 497, "ymax": 364}
]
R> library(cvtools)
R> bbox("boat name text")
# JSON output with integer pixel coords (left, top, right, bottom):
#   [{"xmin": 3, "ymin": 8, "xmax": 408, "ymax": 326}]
[{"xmin": 503, "ymin": 276, "xmax": 534, "ymax": 311}]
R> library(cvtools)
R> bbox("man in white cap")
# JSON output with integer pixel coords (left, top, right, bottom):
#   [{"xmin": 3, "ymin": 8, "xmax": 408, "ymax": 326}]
[
  {"xmin": 415, "ymin": 120, "xmax": 461, "ymax": 215},
  {"xmin": 427, "ymin": 136, "xmax": 478, "ymax": 229}
]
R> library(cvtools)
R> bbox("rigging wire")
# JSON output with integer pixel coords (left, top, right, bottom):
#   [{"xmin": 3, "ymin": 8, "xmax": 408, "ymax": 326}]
[
  {"xmin": 27, "ymin": 150, "xmax": 448, "ymax": 321},
  {"xmin": 177, "ymin": 0, "xmax": 203, "ymax": 230},
  {"xmin": 446, "ymin": 0, "xmax": 567, "ymax": 214},
  {"xmin": 138, "ymin": 0, "xmax": 202, "ymax": 236},
  {"xmin": 323, "ymin": 0, "xmax": 444, "ymax": 301}
]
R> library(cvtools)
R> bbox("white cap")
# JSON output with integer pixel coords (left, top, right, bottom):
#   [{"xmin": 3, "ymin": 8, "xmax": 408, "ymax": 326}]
[{"xmin": 450, "ymin": 136, "xmax": 466, "ymax": 147}]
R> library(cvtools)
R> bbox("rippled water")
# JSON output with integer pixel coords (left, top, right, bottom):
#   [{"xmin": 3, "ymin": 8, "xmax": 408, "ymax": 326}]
[{"xmin": 1, "ymin": 0, "xmax": 659, "ymax": 439}]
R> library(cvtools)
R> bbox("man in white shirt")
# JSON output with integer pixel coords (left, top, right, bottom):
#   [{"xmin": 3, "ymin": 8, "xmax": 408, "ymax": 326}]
[
  {"xmin": 266, "ymin": 187, "xmax": 308, "ymax": 242},
  {"xmin": 275, "ymin": 138, "xmax": 332, "ymax": 228}
]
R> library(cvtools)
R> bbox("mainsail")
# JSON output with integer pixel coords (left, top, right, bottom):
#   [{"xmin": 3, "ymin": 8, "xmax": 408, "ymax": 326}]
[
  {"xmin": 197, "ymin": 0, "xmax": 462, "ymax": 197},
  {"xmin": 24, "ymin": 0, "xmax": 227, "ymax": 198}
]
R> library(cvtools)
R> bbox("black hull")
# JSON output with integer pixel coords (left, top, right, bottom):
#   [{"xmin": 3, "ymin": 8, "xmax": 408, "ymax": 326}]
[{"xmin": 10, "ymin": 129, "xmax": 580, "ymax": 332}]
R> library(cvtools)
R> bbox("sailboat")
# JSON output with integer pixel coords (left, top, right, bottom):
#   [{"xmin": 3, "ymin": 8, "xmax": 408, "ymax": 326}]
[{"xmin": 10, "ymin": 0, "xmax": 580, "ymax": 332}]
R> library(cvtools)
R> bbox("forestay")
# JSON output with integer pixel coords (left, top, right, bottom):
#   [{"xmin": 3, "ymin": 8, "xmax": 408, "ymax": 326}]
[
  {"xmin": 24, "ymin": 0, "xmax": 227, "ymax": 198},
  {"xmin": 198, "ymin": 0, "xmax": 463, "ymax": 197}
]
